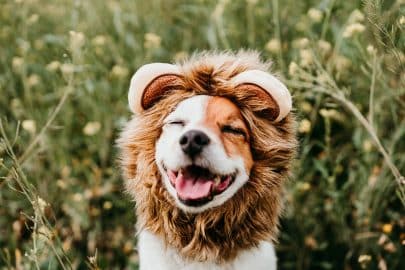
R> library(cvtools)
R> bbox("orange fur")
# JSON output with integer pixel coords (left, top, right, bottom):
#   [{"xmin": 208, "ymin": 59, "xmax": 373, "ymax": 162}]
[{"xmin": 118, "ymin": 51, "xmax": 297, "ymax": 264}]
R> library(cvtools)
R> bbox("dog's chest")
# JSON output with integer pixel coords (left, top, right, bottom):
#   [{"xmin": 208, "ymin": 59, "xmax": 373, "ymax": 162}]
[{"xmin": 137, "ymin": 230, "xmax": 277, "ymax": 270}]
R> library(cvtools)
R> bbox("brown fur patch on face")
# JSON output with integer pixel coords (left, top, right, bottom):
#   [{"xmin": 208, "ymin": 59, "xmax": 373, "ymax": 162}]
[
  {"xmin": 204, "ymin": 96, "xmax": 253, "ymax": 172},
  {"xmin": 118, "ymin": 51, "xmax": 297, "ymax": 264}
]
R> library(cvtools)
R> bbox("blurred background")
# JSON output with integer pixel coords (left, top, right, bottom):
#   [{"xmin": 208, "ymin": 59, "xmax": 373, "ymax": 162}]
[{"xmin": 0, "ymin": 0, "xmax": 404, "ymax": 269}]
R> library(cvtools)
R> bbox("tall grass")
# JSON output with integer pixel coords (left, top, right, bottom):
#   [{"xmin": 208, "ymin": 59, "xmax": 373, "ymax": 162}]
[{"xmin": 0, "ymin": 0, "xmax": 404, "ymax": 269}]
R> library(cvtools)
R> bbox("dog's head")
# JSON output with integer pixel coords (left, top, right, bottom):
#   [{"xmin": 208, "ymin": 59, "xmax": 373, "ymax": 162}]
[{"xmin": 118, "ymin": 51, "xmax": 296, "ymax": 261}]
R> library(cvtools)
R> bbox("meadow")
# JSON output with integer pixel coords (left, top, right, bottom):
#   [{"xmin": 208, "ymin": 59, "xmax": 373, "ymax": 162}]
[{"xmin": 0, "ymin": 0, "xmax": 404, "ymax": 269}]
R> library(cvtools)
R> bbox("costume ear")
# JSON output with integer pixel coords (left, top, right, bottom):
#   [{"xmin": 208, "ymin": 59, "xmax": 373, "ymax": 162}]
[
  {"xmin": 128, "ymin": 63, "xmax": 183, "ymax": 113},
  {"xmin": 230, "ymin": 70, "xmax": 292, "ymax": 122}
]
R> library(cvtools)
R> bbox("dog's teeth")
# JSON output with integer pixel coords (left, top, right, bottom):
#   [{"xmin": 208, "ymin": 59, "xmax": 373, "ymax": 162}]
[{"xmin": 214, "ymin": 176, "xmax": 221, "ymax": 185}]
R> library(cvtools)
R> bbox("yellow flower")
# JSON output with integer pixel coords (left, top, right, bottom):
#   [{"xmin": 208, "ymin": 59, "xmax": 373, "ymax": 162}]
[
  {"xmin": 22, "ymin": 119, "xmax": 36, "ymax": 134},
  {"xmin": 343, "ymin": 23, "xmax": 366, "ymax": 38},
  {"xmin": 300, "ymin": 101, "xmax": 312, "ymax": 113},
  {"xmin": 299, "ymin": 49, "xmax": 313, "ymax": 67},
  {"xmin": 334, "ymin": 55, "xmax": 351, "ymax": 72},
  {"xmin": 46, "ymin": 61, "xmax": 61, "ymax": 72},
  {"xmin": 317, "ymin": 40, "xmax": 332, "ymax": 55},
  {"xmin": 92, "ymin": 35, "xmax": 107, "ymax": 46},
  {"xmin": 298, "ymin": 119, "xmax": 311, "ymax": 133},
  {"xmin": 12, "ymin": 57, "xmax": 24, "ymax": 72},
  {"xmin": 69, "ymin": 30, "xmax": 85, "ymax": 49},
  {"xmin": 111, "ymin": 65, "xmax": 129, "ymax": 78},
  {"xmin": 27, "ymin": 74, "xmax": 41, "ymax": 87},
  {"xmin": 348, "ymin": 9, "xmax": 365, "ymax": 23},
  {"xmin": 288, "ymin": 61, "xmax": 299, "ymax": 76},
  {"xmin": 265, "ymin": 38, "xmax": 281, "ymax": 54},
  {"xmin": 292, "ymin": 38, "xmax": 309, "ymax": 49},
  {"xmin": 60, "ymin": 63, "xmax": 75, "ymax": 75},
  {"xmin": 382, "ymin": 223, "xmax": 393, "ymax": 234},
  {"xmin": 174, "ymin": 51, "xmax": 189, "ymax": 62},
  {"xmin": 83, "ymin": 121, "xmax": 101, "ymax": 136},
  {"xmin": 358, "ymin": 254, "xmax": 372, "ymax": 268},
  {"xmin": 144, "ymin": 33, "xmax": 161, "ymax": 49},
  {"xmin": 27, "ymin": 14, "xmax": 39, "ymax": 25},
  {"xmin": 298, "ymin": 182, "xmax": 311, "ymax": 192},
  {"xmin": 362, "ymin": 140, "xmax": 373, "ymax": 152},
  {"xmin": 400, "ymin": 16, "xmax": 405, "ymax": 25},
  {"xmin": 307, "ymin": 8, "xmax": 323, "ymax": 23},
  {"xmin": 103, "ymin": 201, "xmax": 113, "ymax": 210},
  {"xmin": 367, "ymin": 45, "xmax": 376, "ymax": 55}
]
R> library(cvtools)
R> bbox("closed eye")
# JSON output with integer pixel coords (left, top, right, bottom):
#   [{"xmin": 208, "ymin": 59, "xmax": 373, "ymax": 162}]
[
  {"xmin": 166, "ymin": 120, "xmax": 185, "ymax": 126},
  {"xmin": 221, "ymin": 125, "xmax": 246, "ymax": 138}
]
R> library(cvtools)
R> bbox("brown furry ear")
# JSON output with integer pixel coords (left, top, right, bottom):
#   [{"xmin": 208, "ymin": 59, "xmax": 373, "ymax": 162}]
[
  {"xmin": 128, "ymin": 63, "xmax": 183, "ymax": 113},
  {"xmin": 235, "ymin": 83, "xmax": 280, "ymax": 121},
  {"xmin": 230, "ymin": 70, "xmax": 292, "ymax": 122}
]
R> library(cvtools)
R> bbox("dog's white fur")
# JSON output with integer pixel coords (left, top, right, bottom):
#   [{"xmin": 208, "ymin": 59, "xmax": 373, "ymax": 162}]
[
  {"xmin": 138, "ymin": 230, "xmax": 276, "ymax": 270},
  {"xmin": 138, "ymin": 95, "xmax": 277, "ymax": 269}
]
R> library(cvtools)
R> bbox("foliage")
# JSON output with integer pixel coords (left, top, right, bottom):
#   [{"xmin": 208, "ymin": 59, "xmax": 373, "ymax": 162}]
[{"xmin": 0, "ymin": 0, "xmax": 404, "ymax": 269}]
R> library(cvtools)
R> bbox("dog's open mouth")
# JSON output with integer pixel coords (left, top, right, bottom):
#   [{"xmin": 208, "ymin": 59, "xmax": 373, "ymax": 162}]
[{"xmin": 166, "ymin": 165, "xmax": 235, "ymax": 206}]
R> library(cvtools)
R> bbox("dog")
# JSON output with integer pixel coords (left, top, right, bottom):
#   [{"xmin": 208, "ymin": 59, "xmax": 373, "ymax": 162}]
[{"xmin": 118, "ymin": 51, "xmax": 297, "ymax": 269}]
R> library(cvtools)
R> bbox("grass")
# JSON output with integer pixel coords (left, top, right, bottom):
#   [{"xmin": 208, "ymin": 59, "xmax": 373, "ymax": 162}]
[{"xmin": 0, "ymin": 0, "xmax": 404, "ymax": 269}]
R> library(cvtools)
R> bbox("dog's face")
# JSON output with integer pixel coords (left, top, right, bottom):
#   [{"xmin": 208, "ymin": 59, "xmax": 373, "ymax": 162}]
[
  {"xmin": 156, "ymin": 95, "xmax": 253, "ymax": 213},
  {"xmin": 119, "ymin": 53, "xmax": 297, "ymax": 261}
]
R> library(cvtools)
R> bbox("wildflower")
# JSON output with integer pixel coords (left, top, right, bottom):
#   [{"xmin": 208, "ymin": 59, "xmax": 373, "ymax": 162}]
[
  {"xmin": 46, "ymin": 61, "xmax": 61, "ymax": 72},
  {"xmin": 298, "ymin": 119, "xmax": 311, "ymax": 133},
  {"xmin": 292, "ymin": 38, "xmax": 309, "ymax": 49},
  {"xmin": 298, "ymin": 182, "xmax": 311, "ymax": 192},
  {"xmin": 400, "ymin": 16, "xmax": 405, "ymax": 25},
  {"xmin": 72, "ymin": 193, "xmax": 83, "ymax": 202},
  {"xmin": 32, "ymin": 196, "xmax": 48, "ymax": 213},
  {"xmin": 382, "ymin": 223, "xmax": 393, "ymax": 234},
  {"xmin": 27, "ymin": 14, "xmax": 39, "ymax": 25},
  {"xmin": 288, "ymin": 61, "xmax": 299, "ymax": 76},
  {"xmin": 367, "ymin": 45, "xmax": 376, "ymax": 55},
  {"xmin": 320, "ymin": 109, "xmax": 339, "ymax": 119},
  {"xmin": 300, "ymin": 101, "xmax": 312, "ymax": 113},
  {"xmin": 34, "ymin": 39, "xmax": 45, "ymax": 50},
  {"xmin": 60, "ymin": 63, "xmax": 75, "ymax": 75},
  {"xmin": 17, "ymin": 40, "xmax": 30, "ymax": 54},
  {"xmin": 92, "ymin": 35, "xmax": 107, "ymax": 46},
  {"xmin": 348, "ymin": 9, "xmax": 365, "ymax": 23},
  {"xmin": 358, "ymin": 254, "xmax": 372, "ymax": 268},
  {"xmin": 384, "ymin": 242, "xmax": 396, "ymax": 253},
  {"xmin": 333, "ymin": 55, "xmax": 351, "ymax": 72},
  {"xmin": 304, "ymin": 236, "xmax": 317, "ymax": 249},
  {"xmin": 144, "ymin": 33, "xmax": 161, "ymax": 49},
  {"xmin": 174, "ymin": 51, "xmax": 189, "ymax": 62},
  {"xmin": 111, "ymin": 65, "xmax": 129, "ymax": 78},
  {"xmin": 307, "ymin": 8, "xmax": 323, "ymax": 23},
  {"xmin": 12, "ymin": 57, "xmax": 24, "ymax": 72},
  {"xmin": 265, "ymin": 38, "xmax": 281, "ymax": 54},
  {"xmin": 69, "ymin": 30, "xmax": 85, "ymax": 49},
  {"xmin": 83, "ymin": 121, "xmax": 101, "ymax": 136},
  {"xmin": 22, "ymin": 119, "xmax": 36, "ymax": 134},
  {"xmin": 343, "ymin": 23, "xmax": 365, "ymax": 38},
  {"xmin": 27, "ymin": 74, "xmax": 40, "ymax": 87},
  {"xmin": 103, "ymin": 201, "xmax": 113, "ymax": 210},
  {"xmin": 362, "ymin": 140, "xmax": 373, "ymax": 152},
  {"xmin": 123, "ymin": 241, "xmax": 133, "ymax": 254},
  {"xmin": 317, "ymin": 40, "xmax": 332, "ymax": 55},
  {"xmin": 299, "ymin": 49, "xmax": 313, "ymax": 67},
  {"xmin": 56, "ymin": 179, "xmax": 67, "ymax": 189}
]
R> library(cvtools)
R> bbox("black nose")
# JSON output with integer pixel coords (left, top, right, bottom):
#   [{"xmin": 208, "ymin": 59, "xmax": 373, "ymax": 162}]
[{"xmin": 179, "ymin": 130, "xmax": 210, "ymax": 157}]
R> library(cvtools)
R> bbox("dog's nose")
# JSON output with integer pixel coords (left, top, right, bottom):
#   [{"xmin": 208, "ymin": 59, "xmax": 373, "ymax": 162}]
[{"xmin": 179, "ymin": 130, "xmax": 210, "ymax": 157}]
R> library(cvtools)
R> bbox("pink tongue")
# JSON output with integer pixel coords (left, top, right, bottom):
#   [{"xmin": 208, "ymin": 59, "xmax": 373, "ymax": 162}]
[{"xmin": 175, "ymin": 174, "xmax": 213, "ymax": 200}]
